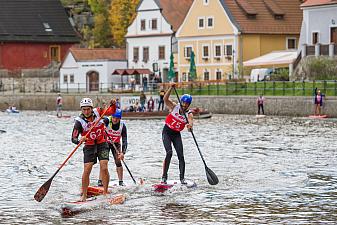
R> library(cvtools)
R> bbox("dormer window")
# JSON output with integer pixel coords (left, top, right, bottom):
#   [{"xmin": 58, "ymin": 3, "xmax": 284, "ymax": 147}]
[
  {"xmin": 203, "ymin": 0, "xmax": 209, "ymax": 5},
  {"xmin": 43, "ymin": 22, "xmax": 52, "ymax": 32}
]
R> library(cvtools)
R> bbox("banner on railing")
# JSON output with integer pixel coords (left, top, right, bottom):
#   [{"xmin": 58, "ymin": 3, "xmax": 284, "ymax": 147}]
[{"xmin": 120, "ymin": 96, "xmax": 162, "ymax": 111}]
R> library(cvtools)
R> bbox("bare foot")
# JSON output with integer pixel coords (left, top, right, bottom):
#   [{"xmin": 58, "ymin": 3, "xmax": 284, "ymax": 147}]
[{"xmin": 80, "ymin": 195, "xmax": 87, "ymax": 202}]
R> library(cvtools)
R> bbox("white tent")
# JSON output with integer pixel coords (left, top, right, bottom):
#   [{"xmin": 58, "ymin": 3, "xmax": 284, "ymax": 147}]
[{"xmin": 243, "ymin": 50, "xmax": 298, "ymax": 67}]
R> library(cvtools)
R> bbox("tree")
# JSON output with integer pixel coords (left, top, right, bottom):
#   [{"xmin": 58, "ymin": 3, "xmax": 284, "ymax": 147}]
[
  {"xmin": 88, "ymin": 0, "xmax": 113, "ymax": 47},
  {"xmin": 109, "ymin": 0, "xmax": 140, "ymax": 47}
]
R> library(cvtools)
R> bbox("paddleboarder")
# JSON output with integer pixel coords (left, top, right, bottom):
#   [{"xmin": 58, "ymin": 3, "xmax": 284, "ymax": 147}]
[
  {"xmin": 256, "ymin": 94, "xmax": 265, "ymax": 115},
  {"xmin": 161, "ymin": 83, "xmax": 193, "ymax": 185},
  {"xmin": 71, "ymin": 97, "xmax": 116, "ymax": 201},
  {"xmin": 56, "ymin": 93, "xmax": 63, "ymax": 117},
  {"xmin": 314, "ymin": 88, "xmax": 325, "ymax": 116},
  {"xmin": 98, "ymin": 108, "xmax": 128, "ymax": 186}
]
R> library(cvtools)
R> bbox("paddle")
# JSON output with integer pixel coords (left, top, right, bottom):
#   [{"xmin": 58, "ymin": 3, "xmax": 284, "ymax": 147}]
[
  {"xmin": 173, "ymin": 87, "xmax": 219, "ymax": 185},
  {"xmin": 34, "ymin": 106, "xmax": 113, "ymax": 202},
  {"xmin": 104, "ymin": 129, "xmax": 137, "ymax": 184}
]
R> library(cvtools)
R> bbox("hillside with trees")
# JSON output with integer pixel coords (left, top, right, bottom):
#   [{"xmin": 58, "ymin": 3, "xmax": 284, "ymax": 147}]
[{"xmin": 61, "ymin": 0, "xmax": 140, "ymax": 48}]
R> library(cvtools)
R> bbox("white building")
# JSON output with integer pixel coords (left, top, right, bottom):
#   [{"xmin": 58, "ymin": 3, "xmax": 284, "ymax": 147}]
[
  {"xmin": 125, "ymin": 0, "xmax": 192, "ymax": 82},
  {"xmin": 299, "ymin": 0, "xmax": 337, "ymax": 57},
  {"xmin": 60, "ymin": 48, "xmax": 127, "ymax": 92}
]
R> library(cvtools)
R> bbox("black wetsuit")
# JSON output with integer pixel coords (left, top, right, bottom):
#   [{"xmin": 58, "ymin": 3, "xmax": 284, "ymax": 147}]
[
  {"xmin": 103, "ymin": 117, "xmax": 127, "ymax": 167},
  {"xmin": 162, "ymin": 108, "xmax": 191, "ymax": 181}
]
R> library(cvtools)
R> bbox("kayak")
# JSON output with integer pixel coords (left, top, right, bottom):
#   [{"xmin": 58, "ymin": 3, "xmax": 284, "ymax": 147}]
[
  {"xmin": 308, "ymin": 115, "xmax": 328, "ymax": 119},
  {"xmin": 152, "ymin": 179, "xmax": 197, "ymax": 193},
  {"xmin": 47, "ymin": 115, "xmax": 72, "ymax": 119},
  {"xmin": 61, "ymin": 194, "xmax": 126, "ymax": 216},
  {"xmin": 6, "ymin": 109, "xmax": 20, "ymax": 113},
  {"xmin": 256, "ymin": 115, "xmax": 266, "ymax": 118}
]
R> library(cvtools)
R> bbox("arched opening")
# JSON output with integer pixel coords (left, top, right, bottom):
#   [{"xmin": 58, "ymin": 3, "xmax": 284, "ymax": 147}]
[{"xmin": 86, "ymin": 71, "xmax": 99, "ymax": 92}]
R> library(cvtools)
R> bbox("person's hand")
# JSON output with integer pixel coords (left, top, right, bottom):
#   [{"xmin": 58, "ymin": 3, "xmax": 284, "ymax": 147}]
[
  {"xmin": 118, "ymin": 152, "xmax": 124, "ymax": 161},
  {"xmin": 110, "ymin": 99, "xmax": 116, "ymax": 106},
  {"xmin": 170, "ymin": 83, "xmax": 176, "ymax": 88},
  {"xmin": 80, "ymin": 136, "xmax": 87, "ymax": 142},
  {"xmin": 186, "ymin": 124, "xmax": 193, "ymax": 132}
]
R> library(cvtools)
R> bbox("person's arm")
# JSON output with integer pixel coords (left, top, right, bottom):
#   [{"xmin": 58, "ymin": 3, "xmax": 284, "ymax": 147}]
[
  {"xmin": 186, "ymin": 112, "xmax": 194, "ymax": 132},
  {"xmin": 97, "ymin": 99, "xmax": 116, "ymax": 116},
  {"xmin": 163, "ymin": 84, "xmax": 177, "ymax": 111},
  {"xmin": 71, "ymin": 120, "xmax": 83, "ymax": 144},
  {"xmin": 103, "ymin": 117, "xmax": 109, "ymax": 127},
  {"xmin": 121, "ymin": 124, "xmax": 127, "ymax": 154}
]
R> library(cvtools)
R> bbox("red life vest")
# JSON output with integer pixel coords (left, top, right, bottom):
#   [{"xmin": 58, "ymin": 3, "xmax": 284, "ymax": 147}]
[
  {"xmin": 106, "ymin": 118, "xmax": 124, "ymax": 144},
  {"xmin": 165, "ymin": 104, "xmax": 189, "ymax": 132},
  {"xmin": 75, "ymin": 108, "xmax": 106, "ymax": 145}
]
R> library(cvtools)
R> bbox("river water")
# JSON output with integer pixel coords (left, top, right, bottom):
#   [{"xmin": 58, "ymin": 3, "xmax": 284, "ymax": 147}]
[{"xmin": 1, "ymin": 111, "xmax": 337, "ymax": 224}]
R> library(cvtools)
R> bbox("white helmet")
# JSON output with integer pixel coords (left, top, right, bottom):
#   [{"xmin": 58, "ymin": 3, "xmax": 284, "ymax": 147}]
[{"xmin": 80, "ymin": 98, "xmax": 93, "ymax": 108}]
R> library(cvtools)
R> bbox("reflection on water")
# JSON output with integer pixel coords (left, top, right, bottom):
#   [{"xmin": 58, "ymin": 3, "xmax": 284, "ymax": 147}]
[{"xmin": 1, "ymin": 112, "xmax": 337, "ymax": 224}]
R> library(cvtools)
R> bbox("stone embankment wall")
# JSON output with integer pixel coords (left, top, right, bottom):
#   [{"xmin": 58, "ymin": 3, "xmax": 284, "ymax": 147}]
[{"xmin": 0, "ymin": 94, "xmax": 336, "ymax": 117}]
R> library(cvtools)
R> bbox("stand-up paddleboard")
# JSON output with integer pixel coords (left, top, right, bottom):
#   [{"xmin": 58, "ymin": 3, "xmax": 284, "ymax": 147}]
[
  {"xmin": 61, "ymin": 194, "xmax": 126, "ymax": 216},
  {"xmin": 256, "ymin": 115, "xmax": 266, "ymax": 118},
  {"xmin": 87, "ymin": 180, "xmax": 141, "ymax": 196},
  {"xmin": 153, "ymin": 179, "xmax": 197, "ymax": 193},
  {"xmin": 47, "ymin": 114, "xmax": 72, "ymax": 119},
  {"xmin": 308, "ymin": 115, "xmax": 328, "ymax": 119},
  {"xmin": 0, "ymin": 129, "xmax": 6, "ymax": 133}
]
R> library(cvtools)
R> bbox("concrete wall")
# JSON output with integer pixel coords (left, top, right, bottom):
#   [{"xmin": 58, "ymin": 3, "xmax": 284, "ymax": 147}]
[{"xmin": 1, "ymin": 94, "xmax": 336, "ymax": 117}]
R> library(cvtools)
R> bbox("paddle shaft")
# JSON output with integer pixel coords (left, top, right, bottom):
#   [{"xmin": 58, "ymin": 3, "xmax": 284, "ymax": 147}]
[
  {"xmin": 104, "ymin": 129, "xmax": 137, "ymax": 184},
  {"xmin": 172, "ymin": 87, "xmax": 208, "ymax": 167}
]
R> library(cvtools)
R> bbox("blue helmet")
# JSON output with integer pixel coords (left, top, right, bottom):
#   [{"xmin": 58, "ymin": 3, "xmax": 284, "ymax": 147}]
[
  {"xmin": 112, "ymin": 109, "xmax": 122, "ymax": 119},
  {"xmin": 180, "ymin": 94, "xmax": 192, "ymax": 105}
]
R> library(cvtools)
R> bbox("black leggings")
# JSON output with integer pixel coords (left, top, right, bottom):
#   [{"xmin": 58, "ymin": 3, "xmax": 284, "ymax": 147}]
[
  {"xmin": 162, "ymin": 125, "xmax": 185, "ymax": 180},
  {"xmin": 109, "ymin": 143, "xmax": 122, "ymax": 167},
  {"xmin": 258, "ymin": 104, "xmax": 264, "ymax": 115}
]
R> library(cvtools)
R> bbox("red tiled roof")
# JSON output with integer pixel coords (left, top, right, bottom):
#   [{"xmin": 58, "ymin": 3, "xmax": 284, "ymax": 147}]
[
  {"xmin": 159, "ymin": 0, "xmax": 193, "ymax": 32},
  {"xmin": 222, "ymin": 0, "xmax": 303, "ymax": 34},
  {"xmin": 112, "ymin": 69, "xmax": 152, "ymax": 75},
  {"xmin": 70, "ymin": 48, "xmax": 126, "ymax": 61},
  {"xmin": 301, "ymin": 0, "xmax": 337, "ymax": 7}
]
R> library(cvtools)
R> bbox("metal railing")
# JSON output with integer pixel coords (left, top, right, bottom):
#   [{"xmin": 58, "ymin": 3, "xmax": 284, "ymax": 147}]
[{"xmin": 1, "ymin": 80, "xmax": 337, "ymax": 96}]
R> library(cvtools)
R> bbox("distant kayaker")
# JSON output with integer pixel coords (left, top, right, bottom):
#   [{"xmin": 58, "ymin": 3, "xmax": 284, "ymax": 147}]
[
  {"xmin": 161, "ymin": 83, "xmax": 193, "ymax": 185},
  {"xmin": 98, "ymin": 108, "xmax": 128, "ymax": 186},
  {"xmin": 256, "ymin": 94, "xmax": 265, "ymax": 115},
  {"xmin": 314, "ymin": 88, "xmax": 325, "ymax": 116},
  {"xmin": 71, "ymin": 97, "xmax": 116, "ymax": 202},
  {"xmin": 56, "ymin": 93, "xmax": 63, "ymax": 117}
]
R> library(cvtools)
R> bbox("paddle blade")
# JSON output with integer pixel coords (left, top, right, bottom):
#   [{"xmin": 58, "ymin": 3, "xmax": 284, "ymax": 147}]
[
  {"xmin": 34, "ymin": 178, "xmax": 53, "ymax": 202},
  {"xmin": 205, "ymin": 166, "xmax": 219, "ymax": 185}
]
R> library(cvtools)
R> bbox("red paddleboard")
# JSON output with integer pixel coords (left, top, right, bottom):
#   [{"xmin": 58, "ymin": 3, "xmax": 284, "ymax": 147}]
[
  {"xmin": 153, "ymin": 180, "xmax": 196, "ymax": 193},
  {"xmin": 308, "ymin": 115, "xmax": 328, "ymax": 119},
  {"xmin": 87, "ymin": 180, "xmax": 138, "ymax": 196},
  {"xmin": 61, "ymin": 194, "xmax": 126, "ymax": 216}
]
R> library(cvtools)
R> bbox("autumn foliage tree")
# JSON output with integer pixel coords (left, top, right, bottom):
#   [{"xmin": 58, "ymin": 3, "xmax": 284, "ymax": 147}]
[{"xmin": 109, "ymin": 0, "xmax": 140, "ymax": 47}]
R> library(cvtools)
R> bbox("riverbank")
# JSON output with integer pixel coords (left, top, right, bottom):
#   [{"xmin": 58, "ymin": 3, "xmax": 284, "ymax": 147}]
[{"xmin": 0, "ymin": 94, "xmax": 335, "ymax": 117}]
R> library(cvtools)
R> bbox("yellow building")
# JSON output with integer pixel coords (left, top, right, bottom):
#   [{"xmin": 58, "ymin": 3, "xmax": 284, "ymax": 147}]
[{"xmin": 176, "ymin": 0, "xmax": 302, "ymax": 81}]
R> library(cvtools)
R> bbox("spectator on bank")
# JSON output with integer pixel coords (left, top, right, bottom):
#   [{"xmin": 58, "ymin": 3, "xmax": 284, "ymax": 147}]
[
  {"xmin": 143, "ymin": 76, "xmax": 148, "ymax": 92},
  {"xmin": 158, "ymin": 89, "xmax": 165, "ymax": 111},
  {"xmin": 148, "ymin": 96, "xmax": 154, "ymax": 112},
  {"xmin": 314, "ymin": 88, "xmax": 325, "ymax": 116},
  {"xmin": 140, "ymin": 91, "xmax": 146, "ymax": 112},
  {"xmin": 130, "ymin": 78, "xmax": 136, "ymax": 91},
  {"xmin": 116, "ymin": 98, "xmax": 121, "ymax": 109},
  {"xmin": 256, "ymin": 94, "xmax": 265, "ymax": 115}
]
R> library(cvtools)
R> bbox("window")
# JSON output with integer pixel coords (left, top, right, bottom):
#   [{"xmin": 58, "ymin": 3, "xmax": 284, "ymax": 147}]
[
  {"xmin": 207, "ymin": 17, "xmax": 214, "ymax": 28},
  {"xmin": 184, "ymin": 46, "xmax": 192, "ymax": 58},
  {"xmin": 216, "ymin": 70, "xmax": 222, "ymax": 80},
  {"xmin": 151, "ymin": 19, "xmax": 157, "ymax": 30},
  {"xmin": 204, "ymin": 70, "xmax": 209, "ymax": 81},
  {"xmin": 143, "ymin": 47, "xmax": 149, "ymax": 62},
  {"xmin": 63, "ymin": 74, "xmax": 68, "ymax": 83},
  {"xmin": 43, "ymin": 22, "xmax": 52, "ymax": 32},
  {"xmin": 70, "ymin": 74, "xmax": 74, "ymax": 83},
  {"xmin": 182, "ymin": 72, "xmax": 187, "ymax": 81},
  {"xmin": 287, "ymin": 38, "xmax": 296, "ymax": 49},
  {"xmin": 50, "ymin": 46, "xmax": 60, "ymax": 62},
  {"xmin": 198, "ymin": 17, "xmax": 205, "ymax": 29},
  {"xmin": 141, "ymin": 19, "xmax": 146, "ymax": 31},
  {"xmin": 133, "ymin": 47, "xmax": 139, "ymax": 62},
  {"xmin": 331, "ymin": 27, "xmax": 337, "ymax": 43},
  {"xmin": 202, "ymin": 45, "xmax": 209, "ymax": 58},
  {"xmin": 159, "ymin": 46, "xmax": 165, "ymax": 60},
  {"xmin": 312, "ymin": 32, "xmax": 319, "ymax": 45},
  {"xmin": 214, "ymin": 45, "xmax": 221, "ymax": 57},
  {"xmin": 225, "ymin": 45, "xmax": 233, "ymax": 56},
  {"xmin": 203, "ymin": 0, "xmax": 209, "ymax": 5}
]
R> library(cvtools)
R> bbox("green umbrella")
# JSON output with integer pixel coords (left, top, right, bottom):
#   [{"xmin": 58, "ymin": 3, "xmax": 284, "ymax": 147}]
[
  {"xmin": 168, "ymin": 53, "xmax": 175, "ymax": 81},
  {"xmin": 189, "ymin": 51, "xmax": 196, "ymax": 81}
]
